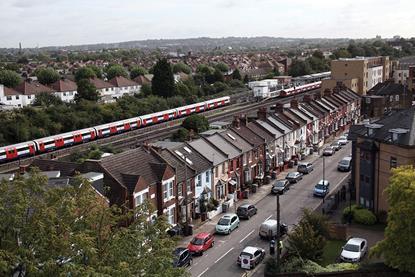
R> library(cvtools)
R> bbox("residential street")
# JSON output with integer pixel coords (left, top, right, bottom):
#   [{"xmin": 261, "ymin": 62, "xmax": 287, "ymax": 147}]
[{"xmin": 187, "ymin": 142, "xmax": 351, "ymax": 277}]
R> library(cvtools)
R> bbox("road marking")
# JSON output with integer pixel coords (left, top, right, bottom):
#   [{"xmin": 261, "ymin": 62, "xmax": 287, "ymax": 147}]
[
  {"xmin": 214, "ymin": 247, "xmax": 234, "ymax": 264},
  {"xmin": 265, "ymin": 214, "xmax": 273, "ymax": 221},
  {"xmin": 239, "ymin": 229, "xmax": 255, "ymax": 243},
  {"xmin": 197, "ymin": 267, "xmax": 209, "ymax": 277}
]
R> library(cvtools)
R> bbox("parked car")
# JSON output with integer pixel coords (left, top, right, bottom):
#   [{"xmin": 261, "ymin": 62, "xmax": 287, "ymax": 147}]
[
  {"xmin": 237, "ymin": 246, "xmax": 265, "ymax": 269},
  {"xmin": 285, "ymin": 171, "xmax": 303, "ymax": 183},
  {"xmin": 340, "ymin": 238, "xmax": 368, "ymax": 262},
  {"xmin": 271, "ymin": 179, "xmax": 290, "ymax": 194},
  {"xmin": 297, "ymin": 162, "xmax": 314, "ymax": 174},
  {"xmin": 323, "ymin": 146, "xmax": 335, "ymax": 156},
  {"xmin": 338, "ymin": 156, "xmax": 352, "ymax": 172},
  {"xmin": 259, "ymin": 219, "xmax": 288, "ymax": 240},
  {"xmin": 187, "ymin": 232, "xmax": 214, "ymax": 255},
  {"xmin": 313, "ymin": 179, "xmax": 330, "ymax": 197},
  {"xmin": 173, "ymin": 247, "xmax": 192, "ymax": 267},
  {"xmin": 237, "ymin": 204, "xmax": 257, "ymax": 219},
  {"xmin": 338, "ymin": 136, "xmax": 348, "ymax": 145},
  {"xmin": 331, "ymin": 141, "xmax": 341, "ymax": 151},
  {"xmin": 215, "ymin": 213, "xmax": 240, "ymax": 234}
]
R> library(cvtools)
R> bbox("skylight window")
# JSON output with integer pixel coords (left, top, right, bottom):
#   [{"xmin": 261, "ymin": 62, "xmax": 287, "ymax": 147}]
[
  {"xmin": 184, "ymin": 146, "xmax": 192, "ymax": 153},
  {"xmin": 174, "ymin": 150, "xmax": 185, "ymax": 159},
  {"xmin": 227, "ymin": 133, "xmax": 236, "ymax": 140},
  {"xmin": 185, "ymin": 158, "xmax": 193, "ymax": 165}
]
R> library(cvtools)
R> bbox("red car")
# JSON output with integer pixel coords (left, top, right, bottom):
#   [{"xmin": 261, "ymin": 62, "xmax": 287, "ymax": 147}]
[{"xmin": 187, "ymin": 232, "xmax": 215, "ymax": 255}]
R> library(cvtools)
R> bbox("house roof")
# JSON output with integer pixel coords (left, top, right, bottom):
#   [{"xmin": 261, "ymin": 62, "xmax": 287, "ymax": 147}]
[
  {"xmin": 50, "ymin": 79, "xmax": 77, "ymax": 92},
  {"xmin": 108, "ymin": 76, "xmax": 138, "ymax": 88},
  {"xmin": 368, "ymin": 81, "xmax": 409, "ymax": 96},
  {"xmin": 4, "ymin": 87, "xmax": 21, "ymax": 96},
  {"xmin": 188, "ymin": 138, "xmax": 227, "ymax": 166},
  {"xmin": 159, "ymin": 149, "xmax": 195, "ymax": 183},
  {"xmin": 173, "ymin": 143, "xmax": 212, "ymax": 173},
  {"xmin": 14, "ymin": 81, "xmax": 54, "ymax": 95},
  {"xmin": 246, "ymin": 121, "xmax": 275, "ymax": 142},
  {"xmin": 352, "ymin": 106, "xmax": 415, "ymax": 146},
  {"xmin": 133, "ymin": 74, "xmax": 153, "ymax": 85},
  {"xmin": 219, "ymin": 129, "xmax": 253, "ymax": 153},
  {"xmin": 231, "ymin": 125, "xmax": 265, "ymax": 147},
  {"xmin": 205, "ymin": 133, "xmax": 242, "ymax": 159},
  {"xmin": 89, "ymin": 77, "xmax": 114, "ymax": 89}
]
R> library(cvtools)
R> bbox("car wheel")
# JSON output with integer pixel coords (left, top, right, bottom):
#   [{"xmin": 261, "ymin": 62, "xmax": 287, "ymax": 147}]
[
  {"xmin": 200, "ymin": 250, "xmax": 204, "ymax": 256},
  {"xmin": 211, "ymin": 241, "xmax": 215, "ymax": 247},
  {"xmin": 188, "ymin": 259, "xmax": 192, "ymax": 267},
  {"xmin": 227, "ymin": 229, "xmax": 231, "ymax": 235}
]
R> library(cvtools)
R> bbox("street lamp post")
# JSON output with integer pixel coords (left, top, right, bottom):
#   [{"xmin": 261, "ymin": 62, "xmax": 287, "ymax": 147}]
[
  {"xmin": 276, "ymin": 192, "xmax": 281, "ymax": 270},
  {"xmin": 322, "ymin": 154, "xmax": 325, "ymax": 205}
]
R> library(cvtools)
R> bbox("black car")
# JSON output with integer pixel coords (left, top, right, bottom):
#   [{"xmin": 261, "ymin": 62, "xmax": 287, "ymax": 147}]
[
  {"xmin": 271, "ymin": 179, "xmax": 290, "ymax": 194},
  {"xmin": 237, "ymin": 204, "xmax": 257, "ymax": 219},
  {"xmin": 285, "ymin": 172, "xmax": 303, "ymax": 184},
  {"xmin": 173, "ymin": 247, "xmax": 192, "ymax": 268}
]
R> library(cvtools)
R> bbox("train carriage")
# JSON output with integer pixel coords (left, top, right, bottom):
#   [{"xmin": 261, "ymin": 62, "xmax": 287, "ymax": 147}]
[
  {"xmin": 0, "ymin": 141, "xmax": 36, "ymax": 163},
  {"xmin": 34, "ymin": 127, "xmax": 96, "ymax": 153},
  {"xmin": 204, "ymin": 96, "xmax": 230, "ymax": 110},
  {"xmin": 139, "ymin": 108, "xmax": 177, "ymax": 126},
  {"xmin": 176, "ymin": 101, "xmax": 206, "ymax": 117},
  {"xmin": 94, "ymin": 120, "xmax": 131, "ymax": 138}
]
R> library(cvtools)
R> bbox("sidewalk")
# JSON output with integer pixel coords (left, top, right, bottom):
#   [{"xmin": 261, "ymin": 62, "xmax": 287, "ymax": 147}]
[{"xmin": 178, "ymin": 149, "xmax": 324, "ymax": 247}]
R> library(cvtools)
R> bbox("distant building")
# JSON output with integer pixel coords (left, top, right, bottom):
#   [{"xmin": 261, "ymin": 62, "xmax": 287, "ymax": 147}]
[
  {"xmin": 14, "ymin": 80, "xmax": 55, "ymax": 106},
  {"xmin": 108, "ymin": 76, "xmax": 140, "ymax": 98},
  {"xmin": 322, "ymin": 56, "xmax": 390, "ymax": 95},
  {"xmin": 409, "ymin": 66, "xmax": 415, "ymax": 92},
  {"xmin": 50, "ymin": 78, "xmax": 78, "ymax": 102}
]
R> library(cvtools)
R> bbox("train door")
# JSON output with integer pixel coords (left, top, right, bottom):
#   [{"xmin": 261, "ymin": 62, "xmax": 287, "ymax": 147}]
[
  {"xmin": 73, "ymin": 134, "xmax": 83, "ymax": 143},
  {"xmin": 39, "ymin": 142, "xmax": 45, "ymax": 152},
  {"xmin": 136, "ymin": 120, "xmax": 141, "ymax": 128},
  {"xmin": 152, "ymin": 116, "xmax": 158, "ymax": 124},
  {"xmin": 90, "ymin": 131, "xmax": 96, "ymax": 140},
  {"xmin": 163, "ymin": 113, "xmax": 169, "ymax": 121},
  {"xmin": 124, "ymin": 123, "xmax": 131, "ymax": 131},
  {"xmin": 5, "ymin": 148, "xmax": 17, "ymax": 160},
  {"xmin": 55, "ymin": 138, "xmax": 65, "ymax": 148},
  {"xmin": 29, "ymin": 144, "xmax": 35, "ymax": 155},
  {"xmin": 110, "ymin": 126, "xmax": 117, "ymax": 134}
]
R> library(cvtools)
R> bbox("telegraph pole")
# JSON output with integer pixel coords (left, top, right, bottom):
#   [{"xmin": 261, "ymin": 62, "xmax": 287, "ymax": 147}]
[
  {"xmin": 276, "ymin": 192, "xmax": 281, "ymax": 270},
  {"xmin": 184, "ymin": 155, "xmax": 189, "ymax": 235},
  {"xmin": 322, "ymin": 154, "xmax": 325, "ymax": 204}
]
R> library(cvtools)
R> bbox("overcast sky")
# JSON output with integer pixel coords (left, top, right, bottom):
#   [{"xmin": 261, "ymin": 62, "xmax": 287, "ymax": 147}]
[{"xmin": 1, "ymin": 0, "xmax": 414, "ymax": 48}]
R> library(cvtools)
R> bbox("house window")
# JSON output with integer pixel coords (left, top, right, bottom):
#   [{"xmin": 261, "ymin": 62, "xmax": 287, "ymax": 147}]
[
  {"xmin": 390, "ymin": 157, "xmax": 397, "ymax": 168},
  {"xmin": 135, "ymin": 192, "xmax": 148, "ymax": 207},
  {"xmin": 15, "ymin": 95, "xmax": 20, "ymax": 100},
  {"xmin": 167, "ymin": 206, "xmax": 175, "ymax": 225},
  {"xmin": 163, "ymin": 181, "xmax": 173, "ymax": 201},
  {"xmin": 106, "ymin": 88, "xmax": 109, "ymax": 91},
  {"xmin": 6, "ymin": 96, "xmax": 12, "ymax": 101},
  {"xmin": 196, "ymin": 175, "xmax": 201, "ymax": 187},
  {"xmin": 215, "ymin": 166, "xmax": 218, "ymax": 177},
  {"xmin": 205, "ymin": 172, "xmax": 210, "ymax": 183},
  {"xmin": 186, "ymin": 180, "xmax": 191, "ymax": 193},
  {"xmin": 395, "ymin": 95, "xmax": 399, "ymax": 101},
  {"xmin": 178, "ymin": 183, "xmax": 183, "ymax": 197},
  {"xmin": 216, "ymin": 183, "xmax": 225, "ymax": 199}
]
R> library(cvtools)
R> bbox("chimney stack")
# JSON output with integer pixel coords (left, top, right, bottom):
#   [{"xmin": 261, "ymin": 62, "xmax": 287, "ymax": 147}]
[
  {"xmin": 232, "ymin": 115, "xmax": 241, "ymax": 129},
  {"xmin": 257, "ymin": 107, "xmax": 268, "ymax": 121},
  {"xmin": 240, "ymin": 114, "xmax": 248, "ymax": 126},
  {"xmin": 303, "ymin": 94, "xmax": 313, "ymax": 102},
  {"xmin": 323, "ymin": 88, "xmax": 332, "ymax": 97},
  {"xmin": 290, "ymin": 98, "xmax": 299, "ymax": 109},
  {"xmin": 274, "ymin": 102, "xmax": 284, "ymax": 113}
]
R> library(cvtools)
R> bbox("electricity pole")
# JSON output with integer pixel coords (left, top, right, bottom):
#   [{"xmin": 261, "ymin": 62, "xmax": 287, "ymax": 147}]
[
  {"xmin": 276, "ymin": 192, "xmax": 281, "ymax": 270},
  {"xmin": 322, "ymin": 154, "xmax": 325, "ymax": 204}
]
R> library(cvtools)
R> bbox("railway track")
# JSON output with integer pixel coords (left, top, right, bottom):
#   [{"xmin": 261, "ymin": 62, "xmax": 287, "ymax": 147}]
[{"xmin": 0, "ymin": 90, "xmax": 317, "ymax": 173}]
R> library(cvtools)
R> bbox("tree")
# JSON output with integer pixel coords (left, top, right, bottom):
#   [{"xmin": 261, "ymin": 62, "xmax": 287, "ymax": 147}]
[
  {"xmin": 0, "ymin": 169, "xmax": 186, "ymax": 276},
  {"xmin": 75, "ymin": 79, "xmax": 98, "ymax": 102},
  {"xmin": 370, "ymin": 166, "xmax": 415, "ymax": 274},
  {"xmin": 87, "ymin": 65, "xmax": 103, "ymax": 78},
  {"xmin": 300, "ymin": 209, "xmax": 330, "ymax": 239},
  {"xmin": 172, "ymin": 128, "xmax": 190, "ymax": 142},
  {"xmin": 130, "ymin": 66, "xmax": 148, "ymax": 79},
  {"xmin": 288, "ymin": 60, "xmax": 312, "ymax": 77},
  {"xmin": 243, "ymin": 74, "xmax": 249, "ymax": 83},
  {"xmin": 33, "ymin": 92, "xmax": 63, "ymax": 107},
  {"xmin": 182, "ymin": 114, "xmax": 209, "ymax": 134},
  {"xmin": 106, "ymin": 64, "xmax": 128, "ymax": 80},
  {"xmin": 75, "ymin": 67, "xmax": 96, "ymax": 82},
  {"xmin": 213, "ymin": 68, "xmax": 224, "ymax": 83},
  {"xmin": 172, "ymin": 63, "xmax": 191, "ymax": 74},
  {"xmin": 35, "ymin": 67, "xmax": 60, "ymax": 85},
  {"xmin": 140, "ymin": 83, "xmax": 152, "ymax": 97},
  {"xmin": 175, "ymin": 82, "xmax": 192, "ymax": 98},
  {"xmin": 0, "ymin": 69, "xmax": 22, "ymax": 87},
  {"xmin": 152, "ymin": 59, "xmax": 175, "ymax": 98},
  {"xmin": 231, "ymin": 68, "xmax": 242, "ymax": 80},
  {"xmin": 214, "ymin": 62, "xmax": 229, "ymax": 73}
]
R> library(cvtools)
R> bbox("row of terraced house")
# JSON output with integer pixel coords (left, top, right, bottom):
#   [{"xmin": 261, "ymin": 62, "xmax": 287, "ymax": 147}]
[{"xmin": 21, "ymin": 84, "xmax": 360, "ymax": 227}]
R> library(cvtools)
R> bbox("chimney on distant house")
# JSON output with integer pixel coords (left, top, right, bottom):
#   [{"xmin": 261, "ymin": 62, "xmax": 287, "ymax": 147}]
[
  {"xmin": 274, "ymin": 102, "xmax": 284, "ymax": 113},
  {"xmin": 232, "ymin": 115, "xmax": 241, "ymax": 129},
  {"xmin": 240, "ymin": 114, "xmax": 248, "ymax": 126},
  {"xmin": 257, "ymin": 107, "xmax": 268, "ymax": 121},
  {"xmin": 290, "ymin": 98, "xmax": 299, "ymax": 109},
  {"xmin": 323, "ymin": 88, "xmax": 332, "ymax": 97},
  {"xmin": 303, "ymin": 94, "xmax": 313, "ymax": 103}
]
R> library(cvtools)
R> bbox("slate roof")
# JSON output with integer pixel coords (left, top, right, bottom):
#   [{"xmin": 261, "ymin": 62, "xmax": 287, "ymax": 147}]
[
  {"xmin": 50, "ymin": 79, "xmax": 77, "ymax": 92},
  {"xmin": 351, "ymin": 106, "xmax": 415, "ymax": 146},
  {"xmin": 109, "ymin": 76, "xmax": 138, "ymax": 87},
  {"xmin": 246, "ymin": 121, "xmax": 275, "ymax": 142},
  {"xmin": 14, "ymin": 81, "xmax": 55, "ymax": 95},
  {"xmin": 173, "ymin": 143, "xmax": 212, "ymax": 174},
  {"xmin": 160, "ymin": 149, "xmax": 195, "ymax": 183},
  {"xmin": 219, "ymin": 129, "xmax": 253, "ymax": 153},
  {"xmin": 188, "ymin": 138, "xmax": 227, "ymax": 166},
  {"xmin": 31, "ymin": 159, "xmax": 79, "ymax": 176},
  {"xmin": 205, "ymin": 134, "xmax": 242, "ymax": 159},
  {"xmin": 231, "ymin": 125, "xmax": 265, "ymax": 147},
  {"xmin": 368, "ymin": 82, "xmax": 408, "ymax": 96}
]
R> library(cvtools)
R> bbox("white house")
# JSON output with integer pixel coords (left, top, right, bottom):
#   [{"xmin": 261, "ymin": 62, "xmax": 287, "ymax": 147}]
[
  {"xmin": 13, "ymin": 80, "xmax": 55, "ymax": 107},
  {"xmin": 0, "ymin": 84, "xmax": 23, "ymax": 107},
  {"xmin": 50, "ymin": 79, "xmax": 77, "ymax": 102},
  {"xmin": 108, "ymin": 76, "xmax": 141, "ymax": 98},
  {"xmin": 88, "ymin": 77, "xmax": 116, "ymax": 103}
]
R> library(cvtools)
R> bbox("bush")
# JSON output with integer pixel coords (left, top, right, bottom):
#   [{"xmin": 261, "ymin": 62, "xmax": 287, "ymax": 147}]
[
  {"xmin": 354, "ymin": 208, "xmax": 377, "ymax": 225},
  {"xmin": 325, "ymin": 263, "xmax": 359, "ymax": 271},
  {"xmin": 281, "ymin": 257, "xmax": 358, "ymax": 274},
  {"xmin": 343, "ymin": 204, "xmax": 359, "ymax": 219}
]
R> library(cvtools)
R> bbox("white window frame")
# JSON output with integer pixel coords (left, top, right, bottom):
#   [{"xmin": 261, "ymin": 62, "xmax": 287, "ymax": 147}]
[
  {"xmin": 134, "ymin": 188, "xmax": 149, "ymax": 207},
  {"xmin": 163, "ymin": 177, "xmax": 175, "ymax": 202}
]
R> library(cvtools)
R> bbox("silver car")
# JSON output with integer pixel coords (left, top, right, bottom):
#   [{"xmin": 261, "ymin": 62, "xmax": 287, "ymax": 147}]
[{"xmin": 215, "ymin": 213, "xmax": 240, "ymax": 235}]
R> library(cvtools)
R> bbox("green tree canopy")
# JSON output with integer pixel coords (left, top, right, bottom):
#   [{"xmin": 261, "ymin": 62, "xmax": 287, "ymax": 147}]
[
  {"xmin": 106, "ymin": 64, "xmax": 128, "ymax": 80},
  {"xmin": 75, "ymin": 67, "xmax": 96, "ymax": 82},
  {"xmin": 213, "ymin": 68, "xmax": 224, "ymax": 83},
  {"xmin": 288, "ymin": 60, "xmax": 312, "ymax": 77},
  {"xmin": 152, "ymin": 59, "xmax": 175, "ymax": 98},
  {"xmin": 75, "ymin": 79, "xmax": 98, "ymax": 102},
  {"xmin": 214, "ymin": 62, "xmax": 229, "ymax": 73},
  {"xmin": 182, "ymin": 114, "xmax": 209, "ymax": 134},
  {"xmin": 231, "ymin": 68, "xmax": 242, "ymax": 80},
  {"xmin": 35, "ymin": 67, "xmax": 61, "ymax": 85},
  {"xmin": 370, "ymin": 166, "xmax": 415, "ymax": 274},
  {"xmin": 33, "ymin": 92, "xmax": 63, "ymax": 107},
  {"xmin": 130, "ymin": 66, "xmax": 148, "ymax": 79},
  {"xmin": 0, "ymin": 169, "xmax": 186, "ymax": 277},
  {"xmin": 0, "ymin": 69, "xmax": 22, "ymax": 87},
  {"xmin": 172, "ymin": 62, "xmax": 191, "ymax": 74}
]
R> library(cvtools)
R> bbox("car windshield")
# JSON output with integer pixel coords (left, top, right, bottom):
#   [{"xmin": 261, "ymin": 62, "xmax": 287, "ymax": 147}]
[
  {"xmin": 344, "ymin": 244, "xmax": 360, "ymax": 252},
  {"xmin": 315, "ymin": 184, "xmax": 326, "ymax": 190},
  {"xmin": 298, "ymin": 164, "xmax": 306, "ymax": 168},
  {"xmin": 238, "ymin": 207, "xmax": 247, "ymax": 212},
  {"xmin": 275, "ymin": 181, "xmax": 286, "ymax": 187},
  {"xmin": 324, "ymin": 148, "xmax": 332, "ymax": 151},
  {"xmin": 287, "ymin": 173, "xmax": 296, "ymax": 178},
  {"xmin": 240, "ymin": 252, "xmax": 253, "ymax": 258},
  {"xmin": 340, "ymin": 160, "xmax": 349, "ymax": 165},
  {"xmin": 191, "ymin": 238, "xmax": 204, "ymax": 245},
  {"xmin": 218, "ymin": 218, "xmax": 230, "ymax": 225}
]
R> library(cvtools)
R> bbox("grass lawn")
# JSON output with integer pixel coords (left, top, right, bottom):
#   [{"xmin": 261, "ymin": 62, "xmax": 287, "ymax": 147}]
[{"xmin": 321, "ymin": 240, "xmax": 346, "ymax": 266}]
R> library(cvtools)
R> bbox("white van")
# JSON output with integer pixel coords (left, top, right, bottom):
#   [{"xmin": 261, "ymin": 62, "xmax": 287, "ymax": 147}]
[
  {"xmin": 259, "ymin": 219, "xmax": 288, "ymax": 240},
  {"xmin": 338, "ymin": 156, "xmax": 352, "ymax": 172}
]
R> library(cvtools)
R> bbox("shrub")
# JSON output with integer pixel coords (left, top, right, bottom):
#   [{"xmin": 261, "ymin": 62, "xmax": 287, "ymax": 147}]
[
  {"xmin": 325, "ymin": 263, "xmax": 359, "ymax": 271},
  {"xmin": 354, "ymin": 208, "xmax": 377, "ymax": 225},
  {"xmin": 343, "ymin": 204, "xmax": 359, "ymax": 219}
]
